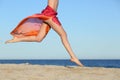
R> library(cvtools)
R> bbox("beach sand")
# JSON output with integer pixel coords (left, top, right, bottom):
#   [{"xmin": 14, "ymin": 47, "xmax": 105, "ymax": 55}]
[{"xmin": 0, "ymin": 64, "xmax": 120, "ymax": 80}]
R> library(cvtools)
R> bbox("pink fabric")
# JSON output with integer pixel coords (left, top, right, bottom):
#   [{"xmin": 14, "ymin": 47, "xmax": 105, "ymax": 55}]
[
  {"xmin": 41, "ymin": 5, "xmax": 57, "ymax": 16},
  {"xmin": 11, "ymin": 18, "xmax": 44, "ymax": 38},
  {"xmin": 41, "ymin": 5, "xmax": 61, "ymax": 26},
  {"xmin": 16, "ymin": 18, "xmax": 42, "ymax": 34},
  {"xmin": 11, "ymin": 5, "xmax": 60, "ymax": 38}
]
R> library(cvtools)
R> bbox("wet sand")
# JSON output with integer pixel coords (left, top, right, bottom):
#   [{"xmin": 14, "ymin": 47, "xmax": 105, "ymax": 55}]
[{"xmin": 0, "ymin": 64, "xmax": 120, "ymax": 80}]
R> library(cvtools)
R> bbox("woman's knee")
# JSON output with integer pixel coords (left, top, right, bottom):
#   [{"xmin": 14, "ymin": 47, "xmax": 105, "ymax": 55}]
[
  {"xmin": 59, "ymin": 31, "xmax": 67, "ymax": 38},
  {"xmin": 36, "ymin": 37, "xmax": 44, "ymax": 42}
]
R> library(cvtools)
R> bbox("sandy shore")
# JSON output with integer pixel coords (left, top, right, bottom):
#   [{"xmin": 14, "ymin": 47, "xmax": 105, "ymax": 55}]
[{"xmin": 0, "ymin": 64, "xmax": 119, "ymax": 80}]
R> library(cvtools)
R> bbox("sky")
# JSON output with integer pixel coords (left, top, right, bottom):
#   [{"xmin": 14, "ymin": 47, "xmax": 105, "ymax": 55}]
[{"xmin": 0, "ymin": 0, "xmax": 120, "ymax": 59}]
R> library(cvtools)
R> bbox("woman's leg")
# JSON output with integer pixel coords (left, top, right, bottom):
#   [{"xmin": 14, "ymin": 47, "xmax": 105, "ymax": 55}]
[
  {"xmin": 46, "ymin": 19, "xmax": 84, "ymax": 66},
  {"xmin": 47, "ymin": 0, "xmax": 84, "ymax": 66},
  {"xmin": 5, "ymin": 23, "xmax": 48, "ymax": 43}
]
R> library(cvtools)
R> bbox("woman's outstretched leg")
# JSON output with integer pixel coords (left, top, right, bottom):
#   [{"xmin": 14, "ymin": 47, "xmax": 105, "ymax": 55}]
[
  {"xmin": 46, "ymin": 0, "xmax": 84, "ymax": 66},
  {"xmin": 5, "ymin": 23, "xmax": 49, "ymax": 43},
  {"xmin": 46, "ymin": 19, "xmax": 84, "ymax": 66}
]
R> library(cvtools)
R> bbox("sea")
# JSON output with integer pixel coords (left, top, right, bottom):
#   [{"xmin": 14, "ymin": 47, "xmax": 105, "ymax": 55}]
[{"xmin": 0, "ymin": 59, "xmax": 120, "ymax": 68}]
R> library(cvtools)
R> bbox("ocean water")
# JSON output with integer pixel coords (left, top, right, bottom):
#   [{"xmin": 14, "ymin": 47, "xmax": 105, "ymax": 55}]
[{"xmin": 0, "ymin": 59, "xmax": 119, "ymax": 68}]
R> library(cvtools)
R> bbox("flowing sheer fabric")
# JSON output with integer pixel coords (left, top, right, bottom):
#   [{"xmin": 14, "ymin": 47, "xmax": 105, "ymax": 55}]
[{"xmin": 11, "ymin": 15, "xmax": 51, "ymax": 38}]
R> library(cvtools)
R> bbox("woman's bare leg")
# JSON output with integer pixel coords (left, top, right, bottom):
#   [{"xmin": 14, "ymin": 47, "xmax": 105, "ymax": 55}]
[
  {"xmin": 47, "ymin": 0, "xmax": 84, "ymax": 66},
  {"xmin": 5, "ymin": 23, "xmax": 48, "ymax": 43}
]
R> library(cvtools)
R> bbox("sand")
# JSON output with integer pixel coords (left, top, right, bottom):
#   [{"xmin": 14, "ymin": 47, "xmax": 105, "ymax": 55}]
[{"xmin": 0, "ymin": 64, "xmax": 120, "ymax": 80}]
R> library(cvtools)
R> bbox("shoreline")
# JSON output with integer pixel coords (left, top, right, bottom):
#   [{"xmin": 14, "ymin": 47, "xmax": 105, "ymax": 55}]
[
  {"xmin": 0, "ymin": 59, "xmax": 119, "ymax": 68},
  {"xmin": 0, "ymin": 64, "xmax": 120, "ymax": 80}
]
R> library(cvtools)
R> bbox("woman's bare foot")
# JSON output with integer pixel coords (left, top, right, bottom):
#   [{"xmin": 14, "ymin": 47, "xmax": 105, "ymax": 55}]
[
  {"xmin": 5, "ymin": 39, "xmax": 16, "ymax": 44},
  {"xmin": 5, "ymin": 37, "xmax": 20, "ymax": 44},
  {"xmin": 70, "ymin": 58, "xmax": 84, "ymax": 67}
]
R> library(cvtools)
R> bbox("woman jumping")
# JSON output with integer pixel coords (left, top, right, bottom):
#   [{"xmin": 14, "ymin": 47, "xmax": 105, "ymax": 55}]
[{"xmin": 5, "ymin": 0, "xmax": 84, "ymax": 66}]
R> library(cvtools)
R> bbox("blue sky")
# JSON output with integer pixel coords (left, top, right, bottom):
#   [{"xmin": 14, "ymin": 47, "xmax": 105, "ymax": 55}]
[{"xmin": 0, "ymin": 0, "xmax": 120, "ymax": 59}]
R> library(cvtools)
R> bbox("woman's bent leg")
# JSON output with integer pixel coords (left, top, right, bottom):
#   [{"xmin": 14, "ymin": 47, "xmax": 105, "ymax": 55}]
[{"xmin": 5, "ymin": 23, "xmax": 49, "ymax": 43}]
